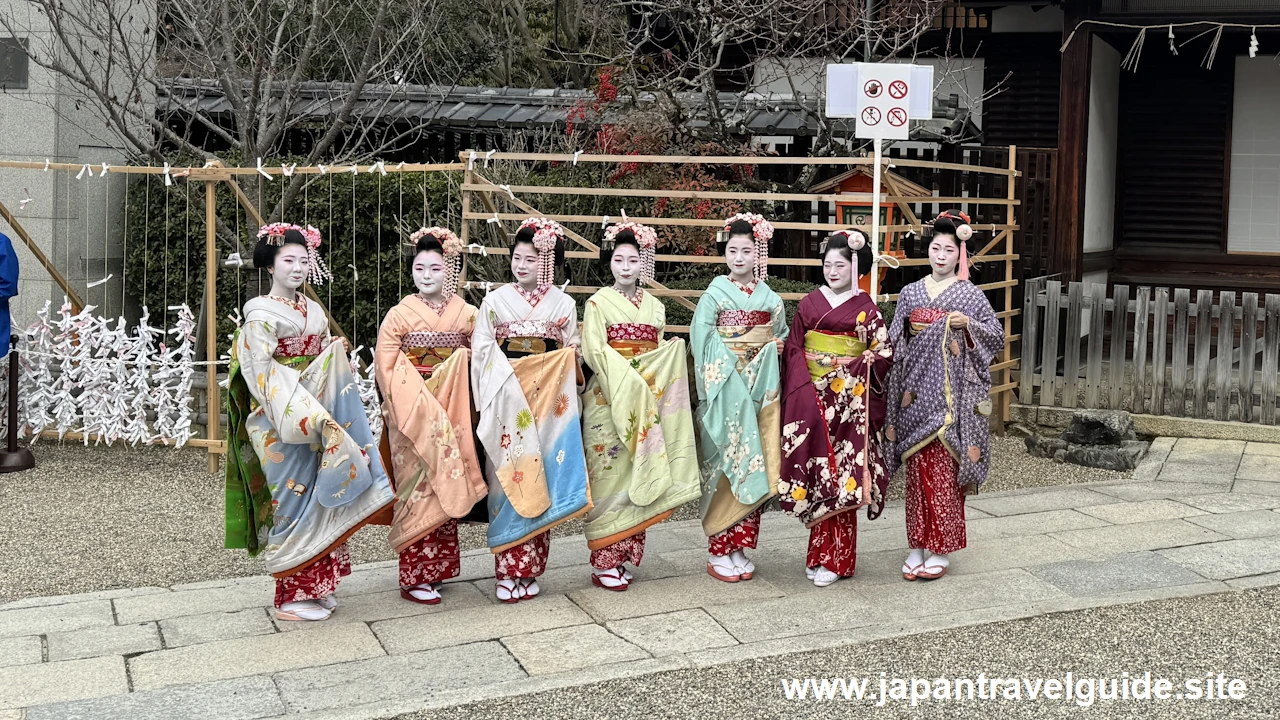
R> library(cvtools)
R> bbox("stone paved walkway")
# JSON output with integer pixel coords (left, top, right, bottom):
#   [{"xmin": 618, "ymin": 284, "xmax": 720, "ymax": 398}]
[{"xmin": 2, "ymin": 438, "xmax": 1278, "ymax": 719}]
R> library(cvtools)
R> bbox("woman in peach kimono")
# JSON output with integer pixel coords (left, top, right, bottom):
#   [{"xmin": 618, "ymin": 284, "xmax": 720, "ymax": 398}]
[{"xmin": 375, "ymin": 228, "xmax": 487, "ymax": 605}]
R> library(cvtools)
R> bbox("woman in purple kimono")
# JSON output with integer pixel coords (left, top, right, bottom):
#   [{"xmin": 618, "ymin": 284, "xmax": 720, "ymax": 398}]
[
  {"xmin": 883, "ymin": 211, "xmax": 1004, "ymax": 581},
  {"xmin": 779, "ymin": 230, "xmax": 894, "ymax": 588}
]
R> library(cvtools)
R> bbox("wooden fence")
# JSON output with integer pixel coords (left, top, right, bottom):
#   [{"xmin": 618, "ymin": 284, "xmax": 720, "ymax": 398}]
[{"xmin": 1020, "ymin": 279, "xmax": 1280, "ymax": 425}]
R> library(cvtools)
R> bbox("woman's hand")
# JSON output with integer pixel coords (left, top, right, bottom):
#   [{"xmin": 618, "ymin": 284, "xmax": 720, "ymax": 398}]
[
  {"xmin": 774, "ymin": 337, "xmax": 786, "ymax": 352},
  {"xmin": 948, "ymin": 312, "xmax": 970, "ymax": 330}
]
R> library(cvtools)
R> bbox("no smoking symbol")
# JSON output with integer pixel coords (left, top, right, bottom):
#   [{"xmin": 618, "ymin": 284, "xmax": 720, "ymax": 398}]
[
  {"xmin": 863, "ymin": 80, "xmax": 883, "ymax": 98},
  {"xmin": 888, "ymin": 80, "xmax": 908, "ymax": 99},
  {"xmin": 861, "ymin": 107, "xmax": 882, "ymax": 126},
  {"xmin": 887, "ymin": 107, "xmax": 908, "ymax": 127}
]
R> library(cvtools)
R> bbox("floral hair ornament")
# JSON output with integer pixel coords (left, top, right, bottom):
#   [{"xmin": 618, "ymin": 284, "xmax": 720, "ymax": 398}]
[
  {"xmin": 408, "ymin": 227, "xmax": 465, "ymax": 297},
  {"xmin": 516, "ymin": 217, "xmax": 565, "ymax": 287},
  {"xmin": 257, "ymin": 222, "xmax": 332, "ymax": 285},
  {"xmin": 603, "ymin": 221, "xmax": 659, "ymax": 283},
  {"xmin": 933, "ymin": 210, "xmax": 974, "ymax": 281},
  {"xmin": 722, "ymin": 212, "xmax": 775, "ymax": 280}
]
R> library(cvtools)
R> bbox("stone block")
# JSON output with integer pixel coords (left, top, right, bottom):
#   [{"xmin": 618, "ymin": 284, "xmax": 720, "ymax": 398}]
[
  {"xmin": 0, "ymin": 656, "xmax": 127, "ymax": 709},
  {"xmin": 128, "ymin": 622, "xmax": 384, "ymax": 691},
  {"xmin": 1049, "ymin": 519, "xmax": 1229, "ymax": 554},
  {"xmin": 1185, "ymin": 510, "xmax": 1280, "ymax": 540},
  {"xmin": 47, "ymin": 623, "xmax": 160, "ymax": 662},
  {"xmin": 856, "ymin": 568, "xmax": 1066, "ymax": 622},
  {"xmin": 0, "ymin": 587, "xmax": 169, "ymax": 611},
  {"xmin": 1061, "ymin": 410, "xmax": 1135, "ymax": 445},
  {"xmin": 0, "ymin": 636, "xmax": 42, "ymax": 668},
  {"xmin": 160, "ymin": 608, "xmax": 276, "ymax": 648},
  {"xmin": 0, "ymin": 601, "xmax": 114, "ymax": 639},
  {"xmin": 1165, "ymin": 438, "xmax": 1245, "ymax": 467},
  {"xmin": 607, "ymin": 609, "xmax": 738, "ymax": 657},
  {"xmin": 1025, "ymin": 435, "xmax": 1067, "ymax": 459},
  {"xmin": 501, "ymin": 624, "xmax": 648, "ymax": 675},
  {"xmin": 968, "ymin": 488, "xmax": 1117, "ymax": 517},
  {"xmin": 1230, "ymin": 480, "xmax": 1280, "ymax": 499},
  {"xmin": 1155, "ymin": 462, "xmax": 1236, "ymax": 484},
  {"xmin": 1078, "ymin": 499, "xmax": 1207, "ymax": 525},
  {"xmin": 1090, "ymin": 481, "xmax": 1221, "ymax": 502},
  {"xmin": 567, "ymin": 573, "xmax": 784, "ymax": 623},
  {"xmin": 1235, "ymin": 455, "xmax": 1278, "ymax": 483},
  {"xmin": 1159, "ymin": 537, "xmax": 1280, "ymax": 580},
  {"xmin": 966, "ymin": 510, "xmax": 1110, "ymax": 541},
  {"xmin": 372, "ymin": 595, "xmax": 592, "ymax": 654},
  {"xmin": 1063, "ymin": 443, "xmax": 1145, "ymax": 471},
  {"xmin": 113, "ymin": 585, "xmax": 271, "ymax": 625},
  {"xmin": 1244, "ymin": 442, "xmax": 1280, "ymax": 457},
  {"xmin": 275, "ymin": 582, "xmax": 489, "ymax": 632},
  {"xmin": 1176, "ymin": 492, "xmax": 1280, "ymax": 514},
  {"xmin": 948, "ymin": 535, "xmax": 1091, "ymax": 576},
  {"xmin": 273, "ymin": 642, "xmax": 525, "ymax": 713},
  {"xmin": 23, "ymin": 677, "xmax": 284, "ymax": 720},
  {"xmin": 704, "ymin": 589, "xmax": 882, "ymax": 644},
  {"xmin": 1027, "ymin": 552, "xmax": 1207, "ymax": 597}
]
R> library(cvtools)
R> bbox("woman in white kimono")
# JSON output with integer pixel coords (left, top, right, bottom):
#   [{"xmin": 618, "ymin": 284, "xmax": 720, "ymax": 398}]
[
  {"xmin": 471, "ymin": 218, "xmax": 591, "ymax": 603},
  {"xmin": 225, "ymin": 224, "xmax": 395, "ymax": 622}
]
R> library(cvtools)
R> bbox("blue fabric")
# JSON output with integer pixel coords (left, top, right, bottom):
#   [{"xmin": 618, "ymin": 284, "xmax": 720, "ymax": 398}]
[{"xmin": 0, "ymin": 233, "xmax": 18, "ymax": 357}]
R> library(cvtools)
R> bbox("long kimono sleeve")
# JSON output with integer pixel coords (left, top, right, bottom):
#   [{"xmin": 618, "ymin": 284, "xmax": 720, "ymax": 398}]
[
  {"xmin": 690, "ymin": 288, "xmax": 771, "ymax": 505},
  {"xmin": 961, "ymin": 289, "xmax": 1005, "ymax": 369},
  {"xmin": 882, "ymin": 293, "xmax": 912, "ymax": 477},
  {"xmin": 779, "ymin": 298, "xmax": 811, "ymax": 413},
  {"xmin": 583, "ymin": 297, "xmax": 672, "ymax": 506},
  {"xmin": 470, "ymin": 300, "xmax": 552, "ymax": 518},
  {"xmin": 236, "ymin": 319, "xmax": 375, "ymax": 508},
  {"xmin": 771, "ymin": 294, "xmax": 791, "ymax": 342},
  {"xmin": 860, "ymin": 303, "xmax": 895, "ymax": 430}
]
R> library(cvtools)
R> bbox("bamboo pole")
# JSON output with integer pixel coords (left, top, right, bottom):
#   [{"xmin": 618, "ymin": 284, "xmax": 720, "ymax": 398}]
[
  {"xmin": 1001, "ymin": 147, "xmax": 1018, "ymax": 428},
  {"xmin": 459, "ymin": 183, "xmax": 1017, "ymax": 207},
  {"xmin": 0, "ymin": 159, "xmax": 463, "ymax": 177},
  {"xmin": 462, "ymin": 211, "xmax": 1015, "ymax": 234},
  {"xmin": 0, "ymin": 197, "xmax": 86, "ymax": 313},
  {"xmin": 205, "ymin": 181, "xmax": 221, "ymax": 473},
  {"xmin": 456, "ymin": 151, "xmax": 1022, "ymax": 176}
]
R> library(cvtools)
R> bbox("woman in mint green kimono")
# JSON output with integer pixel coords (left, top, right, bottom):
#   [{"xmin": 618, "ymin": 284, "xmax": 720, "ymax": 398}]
[
  {"xmin": 225, "ymin": 225, "xmax": 394, "ymax": 622},
  {"xmin": 581, "ymin": 223, "xmax": 702, "ymax": 591},
  {"xmin": 691, "ymin": 214, "xmax": 788, "ymax": 583}
]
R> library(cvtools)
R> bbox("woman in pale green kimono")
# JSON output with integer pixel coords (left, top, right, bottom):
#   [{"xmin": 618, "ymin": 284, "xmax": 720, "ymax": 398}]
[
  {"xmin": 581, "ymin": 223, "xmax": 702, "ymax": 591},
  {"xmin": 225, "ymin": 225, "xmax": 395, "ymax": 622},
  {"xmin": 691, "ymin": 214, "xmax": 788, "ymax": 582}
]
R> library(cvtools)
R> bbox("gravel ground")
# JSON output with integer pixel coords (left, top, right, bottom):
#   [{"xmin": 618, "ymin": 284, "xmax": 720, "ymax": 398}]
[
  {"xmin": 0, "ymin": 434, "xmax": 1128, "ymax": 604},
  {"xmin": 400, "ymin": 587, "xmax": 1279, "ymax": 720}
]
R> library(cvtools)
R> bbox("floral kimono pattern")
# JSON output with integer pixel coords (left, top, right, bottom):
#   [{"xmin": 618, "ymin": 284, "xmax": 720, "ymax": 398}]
[
  {"xmin": 690, "ymin": 276, "xmax": 788, "ymax": 538},
  {"xmin": 376, "ymin": 294, "xmax": 487, "ymax": 586},
  {"xmin": 581, "ymin": 288, "xmax": 702, "ymax": 556},
  {"xmin": 472, "ymin": 283, "xmax": 591, "ymax": 559},
  {"xmin": 779, "ymin": 289, "xmax": 894, "ymax": 526},
  {"xmin": 224, "ymin": 295, "xmax": 394, "ymax": 579}
]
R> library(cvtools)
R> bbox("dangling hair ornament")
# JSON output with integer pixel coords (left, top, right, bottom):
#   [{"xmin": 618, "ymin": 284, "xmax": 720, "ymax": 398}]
[
  {"xmin": 257, "ymin": 222, "xmax": 332, "ymax": 285},
  {"xmin": 603, "ymin": 221, "xmax": 659, "ymax": 283},
  {"xmin": 517, "ymin": 217, "xmax": 564, "ymax": 287},
  {"xmin": 409, "ymin": 227, "xmax": 464, "ymax": 297},
  {"xmin": 935, "ymin": 210, "xmax": 973, "ymax": 282},
  {"xmin": 723, "ymin": 212, "xmax": 775, "ymax": 280}
]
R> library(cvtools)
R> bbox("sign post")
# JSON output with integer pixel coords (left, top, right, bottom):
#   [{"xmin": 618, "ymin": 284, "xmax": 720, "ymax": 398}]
[{"xmin": 826, "ymin": 62, "xmax": 932, "ymax": 301}]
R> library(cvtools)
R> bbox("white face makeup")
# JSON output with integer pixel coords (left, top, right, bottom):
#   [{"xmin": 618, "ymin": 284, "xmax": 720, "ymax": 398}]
[
  {"xmin": 724, "ymin": 235, "xmax": 755, "ymax": 282},
  {"xmin": 413, "ymin": 249, "xmax": 446, "ymax": 299},
  {"xmin": 510, "ymin": 242, "xmax": 540, "ymax": 287},
  {"xmin": 270, "ymin": 243, "xmax": 310, "ymax": 293},
  {"xmin": 928, "ymin": 234, "xmax": 960, "ymax": 279},
  {"xmin": 823, "ymin": 248, "xmax": 854, "ymax": 294},
  {"xmin": 610, "ymin": 243, "xmax": 641, "ymax": 291}
]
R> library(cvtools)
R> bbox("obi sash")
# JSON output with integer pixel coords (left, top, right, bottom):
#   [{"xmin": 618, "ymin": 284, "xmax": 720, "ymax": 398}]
[
  {"xmin": 803, "ymin": 330, "xmax": 869, "ymax": 382},
  {"xmin": 401, "ymin": 330, "xmax": 470, "ymax": 376},
  {"xmin": 716, "ymin": 310, "xmax": 774, "ymax": 369},
  {"xmin": 606, "ymin": 323, "xmax": 658, "ymax": 359},
  {"xmin": 275, "ymin": 334, "xmax": 324, "ymax": 371},
  {"xmin": 495, "ymin": 320, "xmax": 563, "ymax": 358},
  {"xmin": 909, "ymin": 307, "xmax": 949, "ymax": 336}
]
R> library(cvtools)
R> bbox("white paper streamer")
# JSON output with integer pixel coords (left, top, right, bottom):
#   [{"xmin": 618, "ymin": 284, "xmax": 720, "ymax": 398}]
[
  {"xmin": 224, "ymin": 252, "xmax": 245, "ymax": 268},
  {"xmin": 486, "ymin": 213, "xmax": 501, "ymax": 224},
  {"xmin": 349, "ymin": 264, "xmax": 359, "ymax": 282},
  {"xmin": 465, "ymin": 243, "xmax": 488, "ymax": 256},
  {"xmin": 100, "ymin": 163, "xmax": 110, "ymax": 175},
  {"xmin": 19, "ymin": 189, "xmax": 32, "ymax": 211},
  {"xmin": 484, "ymin": 149, "xmax": 496, "ymax": 167},
  {"xmin": 572, "ymin": 150, "xmax": 583, "ymax": 165},
  {"xmin": 318, "ymin": 164, "xmax": 328, "ymax": 174},
  {"xmin": 162, "ymin": 163, "xmax": 173, "ymax": 186},
  {"xmin": 281, "ymin": 164, "xmax": 297, "ymax": 177},
  {"xmin": 467, "ymin": 151, "xmax": 477, "ymax": 170},
  {"xmin": 76, "ymin": 164, "xmax": 93, "ymax": 180},
  {"xmin": 86, "ymin": 274, "xmax": 113, "ymax": 288},
  {"xmin": 255, "ymin": 158, "xmax": 273, "ymax": 180}
]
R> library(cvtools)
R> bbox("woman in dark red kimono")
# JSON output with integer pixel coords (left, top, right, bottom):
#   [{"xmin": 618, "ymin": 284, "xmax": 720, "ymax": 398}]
[{"xmin": 779, "ymin": 231, "xmax": 894, "ymax": 588}]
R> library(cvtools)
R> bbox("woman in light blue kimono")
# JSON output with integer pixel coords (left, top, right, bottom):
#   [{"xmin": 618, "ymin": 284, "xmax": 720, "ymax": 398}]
[
  {"xmin": 225, "ymin": 225, "xmax": 395, "ymax": 622},
  {"xmin": 691, "ymin": 214, "xmax": 788, "ymax": 583}
]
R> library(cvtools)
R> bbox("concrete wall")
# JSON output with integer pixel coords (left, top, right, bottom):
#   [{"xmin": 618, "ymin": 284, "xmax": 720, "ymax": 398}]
[
  {"xmin": 1227, "ymin": 55, "xmax": 1280, "ymax": 255},
  {"xmin": 0, "ymin": 0, "xmax": 152, "ymax": 330}
]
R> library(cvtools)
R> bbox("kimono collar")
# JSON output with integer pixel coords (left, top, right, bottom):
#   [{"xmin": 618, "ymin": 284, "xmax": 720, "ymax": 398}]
[
  {"xmin": 611, "ymin": 286, "xmax": 645, "ymax": 309},
  {"xmin": 416, "ymin": 293, "xmax": 453, "ymax": 317},
  {"xmin": 729, "ymin": 277, "xmax": 758, "ymax": 296},
  {"xmin": 513, "ymin": 282, "xmax": 551, "ymax": 307},
  {"xmin": 925, "ymin": 274, "xmax": 960, "ymax": 301},
  {"xmin": 820, "ymin": 284, "xmax": 857, "ymax": 308}
]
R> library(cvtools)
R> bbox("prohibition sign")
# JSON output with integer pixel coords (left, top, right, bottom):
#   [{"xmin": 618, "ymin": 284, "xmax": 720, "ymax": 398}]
[
  {"xmin": 861, "ymin": 107, "xmax": 882, "ymax": 126},
  {"xmin": 887, "ymin": 107, "xmax": 907, "ymax": 127},
  {"xmin": 863, "ymin": 79, "xmax": 883, "ymax": 98},
  {"xmin": 888, "ymin": 79, "xmax": 908, "ymax": 99}
]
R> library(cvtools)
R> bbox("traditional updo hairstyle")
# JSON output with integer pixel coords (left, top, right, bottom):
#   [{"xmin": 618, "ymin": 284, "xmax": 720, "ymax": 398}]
[
  {"xmin": 512, "ymin": 224, "xmax": 567, "ymax": 268},
  {"xmin": 821, "ymin": 229, "xmax": 874, "ymax": 278},
  {"xmin": 929, "ymin": 209, "xmax": 974, "ymax": 281},
  {"xmin": 717, "ymin": 218, "xmax": 758, "ymax": 254},
  {"xmin": 253, "ymin": 228, "xmax": 309, "ymax": 270},
  {"xmin": 599, "ymin": 227, "xmax": 640, "ymax": 263},
  {"xmin": 407, "ymin": 233, "xmax": 446, "ymax": 260}
]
